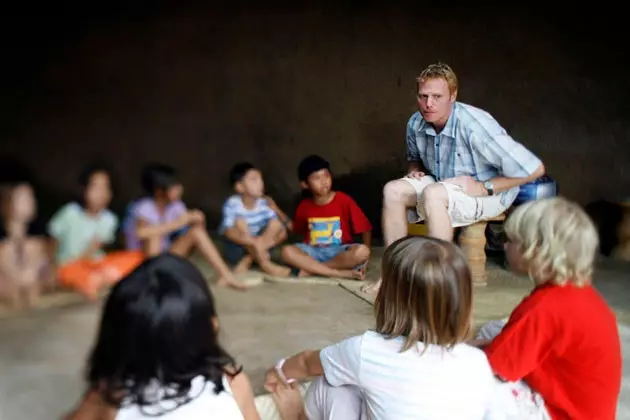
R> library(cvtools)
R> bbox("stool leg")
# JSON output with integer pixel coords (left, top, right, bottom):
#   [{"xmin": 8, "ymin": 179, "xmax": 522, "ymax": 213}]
[{"xmin": 459, "ymin": 222, "xmax": 489, "ymax": 286}]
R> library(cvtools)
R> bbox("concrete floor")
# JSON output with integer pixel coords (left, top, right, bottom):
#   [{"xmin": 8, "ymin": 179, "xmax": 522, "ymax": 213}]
[{"xmin": 0, "ymin": 251, "xmax": 628, "ymax": 419}]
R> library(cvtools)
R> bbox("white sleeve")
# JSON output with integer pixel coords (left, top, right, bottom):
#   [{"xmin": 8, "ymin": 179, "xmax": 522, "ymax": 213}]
[{"xmin": 319, "ymin": 334, "xmax": 363, "ymax": 387}]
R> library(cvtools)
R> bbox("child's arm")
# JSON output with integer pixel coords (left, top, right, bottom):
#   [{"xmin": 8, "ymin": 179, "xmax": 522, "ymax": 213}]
[
  {"xmin": 264, "ymin": 195, "xmax": 292, "ymax": 230},
  {"xmin": 229, "ymin": 372, "xmax": 261, "ymax": 420},
  {"xmin": 134, "ymin": 201, "xmax": 198, "ymax": 241},
  {"xmin": 222, "ymin": 198, "xmax": 255, "ymax": 246},
  {"xmin": 361, "ymin": 230, "xmax": 372, "ymax": 249}
]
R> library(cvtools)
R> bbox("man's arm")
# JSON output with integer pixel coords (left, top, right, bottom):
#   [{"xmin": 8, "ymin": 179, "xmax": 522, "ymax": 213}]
[
  {"xmin": 485, "ymin": 163, "xmax": 545, "ymax": 194},
  {"xmin": 470, "ymin": 123, "xmax": 546, "ymax": 194}
]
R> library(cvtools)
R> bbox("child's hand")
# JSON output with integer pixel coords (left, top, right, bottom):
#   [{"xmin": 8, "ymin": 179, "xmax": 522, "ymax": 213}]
[
  {"xmin": 263, "ymin": 367, "xmax": 283, "ymax": 393},
  {"xmin": 187, "ymin": 209, "xmax": 205, "ymax": 225}
]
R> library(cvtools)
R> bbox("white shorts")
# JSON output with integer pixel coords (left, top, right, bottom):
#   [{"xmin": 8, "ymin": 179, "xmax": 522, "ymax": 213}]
[{"xmin": 403, "ymin": 176, "xmax": 510, "ymax": 228}]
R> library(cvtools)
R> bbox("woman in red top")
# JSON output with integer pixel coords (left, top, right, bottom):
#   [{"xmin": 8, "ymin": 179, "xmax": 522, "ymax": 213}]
[{"xmin": 473, "ymin": 197, "xmax": 622, "ymax": 420}]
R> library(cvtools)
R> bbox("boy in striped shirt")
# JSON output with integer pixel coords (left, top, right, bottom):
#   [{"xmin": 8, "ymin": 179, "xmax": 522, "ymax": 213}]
[{"xmin": 219, "ymin": 162, "xmax": 290, "ymax": 276}]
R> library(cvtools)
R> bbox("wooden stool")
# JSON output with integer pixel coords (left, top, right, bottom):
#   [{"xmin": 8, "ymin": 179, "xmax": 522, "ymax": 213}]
[{"xmin": 459, "ymin": 214, "xmax": 506, "ymax": 286}]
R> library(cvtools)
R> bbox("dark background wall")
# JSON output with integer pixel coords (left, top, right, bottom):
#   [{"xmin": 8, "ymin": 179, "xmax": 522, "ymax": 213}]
[{"xmin": 1, "ymin": 3, "xmax": 628, "ymax": 239}]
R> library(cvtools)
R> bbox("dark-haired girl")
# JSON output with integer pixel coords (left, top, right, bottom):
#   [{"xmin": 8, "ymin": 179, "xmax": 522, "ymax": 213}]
[
  {"xmin": 65, "ymin": 254, "xmax": 259, "ymax": 420},
  {"xmin": 48, "ymin": 165, "xmax": 143, "ymax": 299}
]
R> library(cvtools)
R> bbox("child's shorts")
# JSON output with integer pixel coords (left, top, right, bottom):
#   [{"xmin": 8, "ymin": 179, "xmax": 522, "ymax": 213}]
[
  {"xmin": 223, "ymin": 240, "xmax": 250, "ymax": 266},
  {"xmin": 222, "ymin": 239, "xmax": 281, "ymax": 266},
  {"xmin": 295, "ymin": 243, "xmax": 365, "ymax": 269}
]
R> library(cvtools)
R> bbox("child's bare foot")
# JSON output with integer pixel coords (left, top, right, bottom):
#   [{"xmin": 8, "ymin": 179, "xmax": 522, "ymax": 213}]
[
  {"xmin": 259, "ymin": 260, "xmax": 292, "ymax": 277},
  {"xmin": 336, "ymin": 269, "xmax": 364, "ymax": 280},
  {"xmin": 217, "ymin": 275, "xmax": 248, "ymax": 291},
  {"xmin": 234, "ymin": 255, "xmax": 254, "ymax": 274},
  {"xmin": 361, "ymin": 279, "xmax": 381, "ymax": 294}
]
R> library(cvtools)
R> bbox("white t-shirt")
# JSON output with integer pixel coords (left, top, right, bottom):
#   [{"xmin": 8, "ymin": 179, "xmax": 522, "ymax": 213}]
[
  {"xmin": 320, "ymin": 330, "xmax": 496, "ymax": 420},
  {"xmin": 115, "ymin": 375, "xmax": 244, "ymax": 420}
]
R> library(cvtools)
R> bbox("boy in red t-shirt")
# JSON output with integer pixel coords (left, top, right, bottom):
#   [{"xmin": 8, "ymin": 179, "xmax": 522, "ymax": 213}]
[
  {"xmin": 280, "ymin": 155, "xmax": 371, "ymax": 280},
  {"xmin": 471, "ymin": 197, "xmax": 622, "ymax": 420}
]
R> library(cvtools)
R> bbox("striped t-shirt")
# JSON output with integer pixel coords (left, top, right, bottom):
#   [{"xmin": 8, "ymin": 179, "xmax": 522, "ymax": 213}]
[
  {"xmin": 320, "ymin": 330, "xmax": 496, "ymax": 419},
  {"xmin": 219, "ymin": 195, "xmax": 277, "ymax": 236}
]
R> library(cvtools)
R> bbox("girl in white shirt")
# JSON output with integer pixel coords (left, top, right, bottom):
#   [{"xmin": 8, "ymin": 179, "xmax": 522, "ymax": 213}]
[
  {"xmin": 65, "ymin": 254, "xmax": 259, "ymax": 420},
  {"xmin": 265, "ymin": 236, "xmax": 497, "ymax": 420}
]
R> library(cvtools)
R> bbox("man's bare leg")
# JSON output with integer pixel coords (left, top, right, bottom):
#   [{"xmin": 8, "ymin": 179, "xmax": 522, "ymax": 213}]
[
  {"xmin": 170, "ymin": 225, "xmax": 247, "ymax": 291},
  {"xmin": 362, "ymin": 180, "xmax": 418, "ymax": 294},
  {"xmin": 281, "ymin": 245, "xmax": 363, "ymax": 280},
  {"xmin": 421, "ymin": 184, "xmax": 454, "ymax": 241}
]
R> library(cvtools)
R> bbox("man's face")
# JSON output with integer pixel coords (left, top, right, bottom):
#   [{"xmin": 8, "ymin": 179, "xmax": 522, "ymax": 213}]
[{"xmin": 416, "ymin": 77, "xmax": 456, "ymax": 127}]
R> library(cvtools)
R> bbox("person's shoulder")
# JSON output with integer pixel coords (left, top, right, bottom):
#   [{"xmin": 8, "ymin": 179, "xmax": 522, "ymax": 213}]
[
  {"xmin": 407, "ymin": 111, "xmax": 424, "ymax": 127},
  {"xmin": 224, "ymin": 194, "xmax": 243, "ymax": 207},
  {"xmin": 333, "ymin": 191, "xmax": 357, "ymax": 203},
  {"xmin": 99, "ymin": 208, "xmax": 118, "ymax": 223},
  {"xmin": 455, "ymin": 102, "xmax": 504, "ymax": 134}
]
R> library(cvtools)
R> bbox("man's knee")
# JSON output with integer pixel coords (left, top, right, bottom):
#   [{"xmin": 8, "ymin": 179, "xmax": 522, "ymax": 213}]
[
  {"xmin": 383, "ymin": 180, "xmax": 417, "ymax": 207},
  {"xmin": 420, "ymin": 183, "xmax": 449, "ymax": 210}
]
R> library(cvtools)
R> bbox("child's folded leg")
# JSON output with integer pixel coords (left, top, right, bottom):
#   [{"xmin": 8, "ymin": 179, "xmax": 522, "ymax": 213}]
[
  {"xmin": 280, "ymin": 244, "xmax": 363, "ymax": 280},
  {"xmin": 321, "ymin": 244, "xmax": 370, "ymax": 273},
  {"xmin": 258, "ymin": 218, "xmax": 287, "ymax": 250}
]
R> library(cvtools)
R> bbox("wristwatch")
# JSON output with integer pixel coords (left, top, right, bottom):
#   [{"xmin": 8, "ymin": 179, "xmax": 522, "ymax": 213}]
[{"xmin": 483, "ymin": 181, "xmax": 495, "ymax": 196}]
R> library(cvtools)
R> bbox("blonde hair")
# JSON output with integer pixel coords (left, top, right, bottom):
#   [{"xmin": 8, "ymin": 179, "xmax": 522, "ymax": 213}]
[
  {"xmin": 375, "ymin": 236, "xmax": 472, "ymax": 352},
  {"xmin": 504, "ymin": 197, "xmax": 599, "ymax": 287},
  {"xmin": 417, "ymin": 62, "xmax": 458, "ymax": 95}
]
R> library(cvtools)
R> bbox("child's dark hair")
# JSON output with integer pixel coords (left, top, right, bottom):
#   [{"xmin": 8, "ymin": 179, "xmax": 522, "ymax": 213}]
[
  {"xmin": 87, "ymin": 254, "xmax": 241, "ymax": 412},
  {"xmin": 229, "ymin": 162, "xmax": 256, "ymax": 186},
  {"xmin": 297, "ymin": 155, "xmax": 330, "ymax": 182},
  {"xmin": 375, "ymin": 236, "xmax": 473, "ymax": 352},
  {"xmin": 141, "ymin": 163, "xmax": 179, "ymax": 195},
  {"xmin": 76, "ymin": 162, "xmax": 113, "ymax": 207}
]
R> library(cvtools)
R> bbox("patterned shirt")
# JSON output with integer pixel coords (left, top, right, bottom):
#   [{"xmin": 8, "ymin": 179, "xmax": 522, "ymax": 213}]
[
  {"xmin": 219, "ymin": 195, "xmax": 277, "ymax": 236},
  {"xmin": 406, "ymin": 102, "xmax": 542, "ymax": 206}
]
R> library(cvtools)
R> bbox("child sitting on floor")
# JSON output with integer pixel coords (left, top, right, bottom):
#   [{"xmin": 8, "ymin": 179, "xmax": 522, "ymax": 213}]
[
  {"xmin": 265, "ymin": 236, "xmax": 497, "ymax": 420},
  {"xmin": 0, "ymin": 178, "xmax": 53, "ymax": 308},
  {"xmin": 220, "ymin": 162, "xmax": 291, "ymax": 276},
  {"xmin": 48, "ymin": 164, "xmax": 144, "ymax": 300},
  {"xmin": 280, "ymin": 155, "xmax": 371, "ymax": 280},
  {"xmin": 64, "ymin": 254, "xmax": 260, "ymax": 420},
  {"xmin": 472, "ymin": 197, "xmax": 622, "ymax": 420},
  {"xmin": 123, "ymin": 163, "xmax": 246, "ymax": 290}
]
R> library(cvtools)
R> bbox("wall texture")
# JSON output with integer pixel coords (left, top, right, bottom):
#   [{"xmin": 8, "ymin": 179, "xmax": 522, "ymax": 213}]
[{"xmin": 1, "ymin": 5, "xmax": 628, "ymax": 238}]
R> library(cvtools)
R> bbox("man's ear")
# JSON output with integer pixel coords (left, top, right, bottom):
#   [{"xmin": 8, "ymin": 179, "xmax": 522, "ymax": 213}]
[
  {"xmin": 449, "ymin": 89, "xmax": 458, "ymax": 103},
  {"xmin": 299, "ymin": 181, "xmax": 309, "ymax": 190}
]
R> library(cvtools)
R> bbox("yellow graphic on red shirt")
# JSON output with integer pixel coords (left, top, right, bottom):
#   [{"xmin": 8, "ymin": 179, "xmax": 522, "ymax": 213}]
[{"xmin": 308, "ymin": 217, "xmax": 343, "ymax": 246}]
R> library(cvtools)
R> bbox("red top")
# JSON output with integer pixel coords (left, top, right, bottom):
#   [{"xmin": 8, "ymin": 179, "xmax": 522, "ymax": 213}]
[
  {"xmin": 485, "ymin": 283, "xmax": 622, "ymax": 420},
  {"xmin": 293, "ymin": 191, "xmax": 372, "ymax": 246}
]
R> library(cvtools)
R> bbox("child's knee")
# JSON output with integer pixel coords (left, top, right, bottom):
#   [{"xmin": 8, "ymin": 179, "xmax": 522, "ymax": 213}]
[
  {"xmin": 281, "ymin": 244, "xmax": 301, "ymax": 260},
  {"xmin": 352, "ymin": 244, "xmax": 371, "ymax": 262}
]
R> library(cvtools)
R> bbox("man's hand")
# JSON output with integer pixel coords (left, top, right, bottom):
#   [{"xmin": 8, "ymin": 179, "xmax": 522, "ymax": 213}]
[
  {"xmin": 406, "ymin": 169, "xmax": 425, "ymax": 179},
  {"xmin": 444, "ymin": 176, "xmax": 488, "ymax": 197}
]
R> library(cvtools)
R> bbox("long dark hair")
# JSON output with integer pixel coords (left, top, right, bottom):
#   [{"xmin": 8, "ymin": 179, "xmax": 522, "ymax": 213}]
[{"xmin": 87, "ymin": 254, "xmax": 241, "ymax": 413}]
